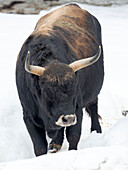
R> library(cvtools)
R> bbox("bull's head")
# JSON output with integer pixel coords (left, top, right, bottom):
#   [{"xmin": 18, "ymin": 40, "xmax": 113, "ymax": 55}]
[{"xmin": 25, "ymin": 46, "xmax": 101, "ymax": 127}]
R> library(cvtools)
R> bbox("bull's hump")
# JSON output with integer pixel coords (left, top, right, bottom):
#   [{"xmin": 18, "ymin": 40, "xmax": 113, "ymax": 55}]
[
  {"xmin": 35, "ymin": 4, "xmax": 88, "ymax": 32},
  {"xmin": 34, "ymin": 4, "xmax": 98, "ymax": 60}
]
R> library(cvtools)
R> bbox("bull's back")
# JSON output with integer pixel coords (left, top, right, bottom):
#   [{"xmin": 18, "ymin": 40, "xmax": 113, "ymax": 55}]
[{"xmin": 33, "ymin": 4, "xmax": 99, "ymax": 61}]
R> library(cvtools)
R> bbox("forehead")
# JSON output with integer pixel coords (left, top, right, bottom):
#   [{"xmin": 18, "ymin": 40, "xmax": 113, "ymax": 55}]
[
  {"xmin": 41, "ymin": 64, "xmax": 77, "ymax": 102},
  {"xmin": 45, "ymin": 69, "xmax": 75, "ymax": 84},
  {"xmin": 43, "ymin": 63, "xmax": 75, "ymax": 84}
]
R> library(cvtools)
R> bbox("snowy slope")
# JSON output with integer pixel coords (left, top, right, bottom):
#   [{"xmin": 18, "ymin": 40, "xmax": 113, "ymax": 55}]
[{"xmin": 0, "ymin": 3, "xmax": 128, "ymax": 170}]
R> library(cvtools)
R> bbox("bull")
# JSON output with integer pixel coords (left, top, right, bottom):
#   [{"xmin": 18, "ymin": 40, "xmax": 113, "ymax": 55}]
[{"xmin": 16, "ymin": 4, "xmax": 104, "ymax": 156}]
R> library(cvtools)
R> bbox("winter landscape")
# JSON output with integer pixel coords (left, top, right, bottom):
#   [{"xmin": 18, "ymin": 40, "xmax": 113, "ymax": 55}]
[{"xmin": 0, "ymin": 2, "xmax": 128, "ymax": 170}]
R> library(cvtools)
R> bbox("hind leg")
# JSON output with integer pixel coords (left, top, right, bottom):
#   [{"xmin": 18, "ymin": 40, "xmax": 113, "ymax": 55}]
[
  {"xmin": 86, "ymin": 98, "xmax": 102, "ymax": 133},
  {"xmin": 49, "ymin": 128, "xmax": 65, "ymax": 153}
]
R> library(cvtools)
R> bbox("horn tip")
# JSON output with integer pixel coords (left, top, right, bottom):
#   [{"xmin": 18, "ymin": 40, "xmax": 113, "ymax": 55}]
[
  {"xmin": 28, "ymin": 51, "xmax": 30, "ymax": 55},
  {"xmin": 25, "ymin": 51, "xmax": 31, "ymax": 72}
]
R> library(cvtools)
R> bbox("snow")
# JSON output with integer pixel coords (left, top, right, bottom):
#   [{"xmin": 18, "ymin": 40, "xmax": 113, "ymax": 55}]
[{"xmin": 0, "ymin": 3, "xmax": 128, "ymax": 170}]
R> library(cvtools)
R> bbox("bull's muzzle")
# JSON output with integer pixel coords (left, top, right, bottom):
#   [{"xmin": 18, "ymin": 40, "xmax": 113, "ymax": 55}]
[{"xmin": 55, "ymin": 114, "xmax": 77, "ymax": 127}]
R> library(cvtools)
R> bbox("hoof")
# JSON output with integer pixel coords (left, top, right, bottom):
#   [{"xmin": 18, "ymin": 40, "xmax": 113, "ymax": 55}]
[{"xmin": 49, "ymin": 143, "xmax": 62, "ymax": 153}]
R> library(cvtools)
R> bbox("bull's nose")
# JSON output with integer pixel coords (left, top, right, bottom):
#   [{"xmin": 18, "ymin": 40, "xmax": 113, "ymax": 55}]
[
  {"xmin": 55, "ymin": 114, "xmax": 77, "ymax": 127},
  {"xmin": 62, "ymin": 115, "xmax": 75, "ymax": 124}
]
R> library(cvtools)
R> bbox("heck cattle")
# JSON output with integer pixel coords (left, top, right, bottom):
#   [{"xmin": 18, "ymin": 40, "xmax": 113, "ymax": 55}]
[{"xmin": 16, "ymin": 4, "xmax": 104, "ymax": 156}]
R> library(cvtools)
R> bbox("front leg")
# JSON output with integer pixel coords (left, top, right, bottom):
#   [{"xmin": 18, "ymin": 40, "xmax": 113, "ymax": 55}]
[
  {"xmin": 66, "ymin": 109, "xmax": 83, "ymax": 150},
  {"xmin": 49, "ymin": 128, "xmax": 65, "ymax": 153},
  {"xmin": 23, "ymin": 115, "xmax": 47, "ymax": 156}
]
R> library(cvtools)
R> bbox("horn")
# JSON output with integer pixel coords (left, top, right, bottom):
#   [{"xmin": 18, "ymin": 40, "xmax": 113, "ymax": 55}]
[
  {"xmin": 25, "ymin": 51, "xmax": 45, "ymax": 76},
  {"xmin": 69, "ymin": 45, "xmax": 101, "ymax": 72}
]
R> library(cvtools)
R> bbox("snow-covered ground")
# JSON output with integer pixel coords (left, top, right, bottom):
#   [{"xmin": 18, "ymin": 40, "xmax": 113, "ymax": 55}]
[{"xmin": 0, "ymin": 3, "xmax": 128, "ymax": 170}]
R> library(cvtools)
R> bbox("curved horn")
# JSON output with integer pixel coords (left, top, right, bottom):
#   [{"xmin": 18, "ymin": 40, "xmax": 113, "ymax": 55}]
[
  {"xmin": 69, "ymin": 46, "xmax": 101, "ymax": 72},
  {"xmin": 25, "ymin": 51, "xmax": 45, "ymax": 76}
]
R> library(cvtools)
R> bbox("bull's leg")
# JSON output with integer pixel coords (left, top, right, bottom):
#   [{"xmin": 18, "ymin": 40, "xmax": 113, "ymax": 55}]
[
  {"xmin": 66, "ymin": 110, "xmax": 83, "ymax": 150},
  {"xmin": 49, "ymin": 128, "xmax": 64, "ymax": 153},
  {"xmin": 23, "ymin": 115, "xmax": 47, "ymax": 156},
  {"xmin": 86, "ymin": 98, "xmax": 102, "ymax": 133}
]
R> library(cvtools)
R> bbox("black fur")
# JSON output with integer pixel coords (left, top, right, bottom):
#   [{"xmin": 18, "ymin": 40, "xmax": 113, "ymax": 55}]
[{"xmin": 16, "ymin": 4, "xmax": 104, "ymax": 156}]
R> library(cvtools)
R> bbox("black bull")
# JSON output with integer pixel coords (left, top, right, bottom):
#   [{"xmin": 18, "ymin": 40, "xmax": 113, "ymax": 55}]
[{"xmin": 16, "ymin": 4, "xmax": 104, "ymax": 156}]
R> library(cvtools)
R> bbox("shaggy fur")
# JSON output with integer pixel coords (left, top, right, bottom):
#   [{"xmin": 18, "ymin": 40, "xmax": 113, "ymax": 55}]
[{"xmin": 16, "ymin": 4, "xmax": 104, "ymax": 156}]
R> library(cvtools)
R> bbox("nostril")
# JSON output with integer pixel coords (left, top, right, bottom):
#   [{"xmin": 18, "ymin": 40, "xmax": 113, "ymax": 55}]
[
  {"xmin": 62, "ymin": 117, "xmax": 68, "ymax": 123},
  {"xmin": 62, "ymin": 116, "xmax": 75, "ymax": 124},
  {"xmin": 72, "ymin": 117, "xmax": 75, "ymax": 122},
  {"xmin": 69, "ymin": 117, "xmax": 75, "ymax": 123}
]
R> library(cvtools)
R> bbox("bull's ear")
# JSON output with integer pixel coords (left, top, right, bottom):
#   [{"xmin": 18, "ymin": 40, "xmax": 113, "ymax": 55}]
[
  {"xmin": 69, "ymin": 46, "xmax": 101, "ymax": 72},
  {"xmin": 25, "ymin": 51, "xmax": 45, "ymax": 76}
]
